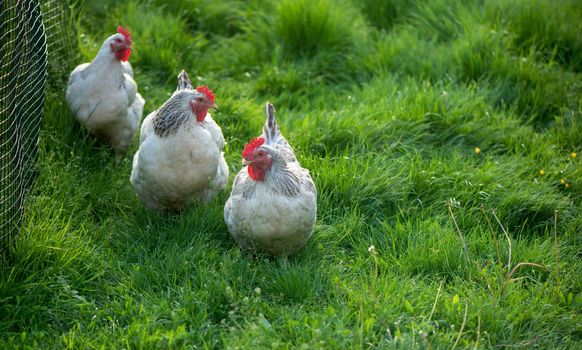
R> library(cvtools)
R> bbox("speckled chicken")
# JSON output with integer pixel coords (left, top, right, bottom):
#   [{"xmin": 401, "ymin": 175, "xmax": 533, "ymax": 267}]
[
  {"xmin": 66, "ymin": 26, "xmax": 145, "ymax": 154},
  {"xmin": 130, "ymin": 70, "xmax": 228, "ymax": 210},
  {"xmin": 224, "ymin": 102, "xmax": 317, "ymax": 256}
]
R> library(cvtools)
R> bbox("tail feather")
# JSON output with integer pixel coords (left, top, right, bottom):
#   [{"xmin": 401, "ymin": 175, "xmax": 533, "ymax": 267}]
[
  {"xmin": 177, "ymin": 70, "xmax": 193, "ymax": 91},
  {"xmin": 262, "ymin": 102, "xmax": 297, "ymax": 163},
  {"xmin": 263, "ymin": 101, "xmax": 280, "ymax": 144}
]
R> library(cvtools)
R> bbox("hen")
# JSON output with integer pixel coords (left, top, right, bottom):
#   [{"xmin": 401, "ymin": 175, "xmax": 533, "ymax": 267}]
[
  {"xmin": 224, "ymin": 102, "xmax": 317, "ymax": 256},
  {"xmin": 66, "ymin": 26, "xmax": 145, "ymax": 154},
  {"xmin": 130, "ymin": 70, "xmax": 228, "ymax": 210}
]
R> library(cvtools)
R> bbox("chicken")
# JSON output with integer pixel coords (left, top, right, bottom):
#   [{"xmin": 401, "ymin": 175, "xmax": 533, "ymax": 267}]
[
  {"xmin": 130, "ymin": 70, "xmax": 228, "ymax": 210},
  {"xmin": 224, "ymin": 102, "xmax": 317, "ymax": 256},
  {"xmin": 66, "ymin": 26, "xmax": 145, "ymax": 154}
]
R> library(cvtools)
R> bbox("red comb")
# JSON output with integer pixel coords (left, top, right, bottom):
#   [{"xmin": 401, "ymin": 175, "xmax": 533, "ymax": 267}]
[
  {"xmin": 117, "ymin": 26, "xmax": 132, "ymax": 44},
  {"xmin": 196, "ymin": 86, "xmax": 215, "ymax": 103},
  {"xmin": 242, "ymin": 137, "xmax": 265, "ymax": 159}
]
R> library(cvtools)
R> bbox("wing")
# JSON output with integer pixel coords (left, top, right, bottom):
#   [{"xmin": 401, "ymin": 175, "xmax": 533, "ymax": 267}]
[
  {"xmin": 202, "ymin": 114, "xmax": 225, "ymax": 150},
  {"xmin": 205, "ymin": 153, "xmax": 229, "ymax": 201},
  {"xmin": 127, "ymin": 92, "xmax": 145, "ymax": 133},
  {"xmin": 229, "ymin": 167, "xmax": 255, "ymax": 199},
  {"xmin": 66, "ymin": 63, "xmax": 93, "ymax": 121},
  {"xmin": 67, "ymin": 62, "xmax": 90, "ymax": 87},
  {"xmin": 300, "ymin": 167, "xmax": 317, "ymax": 196},
  {"xmin": 139, "ymin": 111, "xmax": 156, "ymax": 145},
  {"xmin": 121, "ymin": 72, "xmax": 138, "ymax": 107},
  {"xmin": 122, "ymin": 61, "xmax": 134, "ymax": 77}
]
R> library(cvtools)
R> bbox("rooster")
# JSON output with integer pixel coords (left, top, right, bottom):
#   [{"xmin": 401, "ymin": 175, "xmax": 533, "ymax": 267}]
[
  {"xmin": 224, "ymin": 102, "xmax": 317, "ymax": 256},
  {"xmin": 66, "ymin": 26, "xmax": 145, "ymax": 155},
  {"xmin": 130, "ymin": 70, "xmax": 228, "ymax": 210}
]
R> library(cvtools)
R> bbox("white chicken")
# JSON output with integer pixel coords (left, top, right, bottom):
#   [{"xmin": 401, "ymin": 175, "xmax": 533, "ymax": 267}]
[
  {"xmin": 224, "ymin": 102, "xmax": 317, "ymax": 256},
  {"xmin": 66, "ymin": 26, "xmax": 145, "ymax": 154},
  {"xmin": 130, "ymin": 70, "xmax": 228, "ymax": 210}
]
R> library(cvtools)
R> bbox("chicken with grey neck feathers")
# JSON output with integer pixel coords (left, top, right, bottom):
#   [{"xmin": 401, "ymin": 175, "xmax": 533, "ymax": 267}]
[
  {"xmin": 130, "ymin": 70, "xmax": 227, "ymax": 210},
  {"xmin": 224, "ymin": 102, "xmax": 317, "ymax": 256}
]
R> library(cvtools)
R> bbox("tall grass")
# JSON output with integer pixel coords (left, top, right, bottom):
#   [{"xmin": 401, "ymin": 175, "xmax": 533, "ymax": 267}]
[{"xmin": 0, "ymin": 0, "xmax": 580, "ymax": 348}]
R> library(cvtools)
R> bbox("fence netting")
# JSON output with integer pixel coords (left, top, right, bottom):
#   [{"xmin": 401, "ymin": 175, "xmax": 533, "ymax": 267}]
[{"xmin": 1, "ymin": 0, "xmax": 76, "ymax": 252}]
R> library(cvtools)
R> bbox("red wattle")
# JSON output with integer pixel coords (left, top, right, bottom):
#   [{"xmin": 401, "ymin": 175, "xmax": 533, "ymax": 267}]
[
  {"xmin": 115, "ymin": 49, "xmax": 131, "ymax": 62},
  {"xmin": 196, "ymin": 109, "xmax": 208, "ymax": 122},
  {"xmin": 248, "ymin": 165, "xmax": 264, "ymax": 181}
]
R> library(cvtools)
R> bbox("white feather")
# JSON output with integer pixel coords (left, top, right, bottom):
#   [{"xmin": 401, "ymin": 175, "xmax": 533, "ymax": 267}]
[
  {"xmin": 66, "ymin": 33, "xmax": 145, "ymax": 154},
  {"xmin": 131, "ymin": 111, "xmax": 228, "ymax": 210},
  {"xmin": 224, "ymin": 103, "xmax": 317, "ymax": 256},
  {"xmin": 224, "ymin": 169, "xmax": 316, "ymax": 256}
]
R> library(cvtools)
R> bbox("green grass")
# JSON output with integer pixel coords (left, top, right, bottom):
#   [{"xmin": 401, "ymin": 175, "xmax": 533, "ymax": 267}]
[{"xmin": 1, "ymin": 0, "xmax": 581, "ymax": 348}]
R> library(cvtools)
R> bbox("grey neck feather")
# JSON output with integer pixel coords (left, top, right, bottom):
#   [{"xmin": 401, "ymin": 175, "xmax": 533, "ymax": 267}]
[
  {"xmin": 153, "ymin": 92, "xmax": 193, "ymax": 137},
  {"xmin": 263, "ymin": 148, "xmax": 301, "ymax": 196}
]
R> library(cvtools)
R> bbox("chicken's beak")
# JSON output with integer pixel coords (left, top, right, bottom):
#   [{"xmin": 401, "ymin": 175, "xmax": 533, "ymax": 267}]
[
  {"xmin": 210, "ymin": 102, "xmax": 218, "ymax": 110},
  {"xmin": 242, "ymin": 158, "xmax": 253, "ymax": 166}
]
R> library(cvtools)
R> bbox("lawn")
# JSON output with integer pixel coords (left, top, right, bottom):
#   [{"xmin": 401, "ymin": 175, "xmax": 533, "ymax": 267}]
[{"xmin": 1, "ymin": 0, "xmax": 581, "ymax": 348}]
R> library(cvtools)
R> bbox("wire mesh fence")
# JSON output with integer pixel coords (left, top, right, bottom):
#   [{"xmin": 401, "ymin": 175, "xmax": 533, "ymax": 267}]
[
  {"xmin": 1, "ymin": 0, "xmax": 75, "ymax": 253},
  {"xmin": 41, "ymin": 0, "xmax": 77, "ymax": 91}
]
